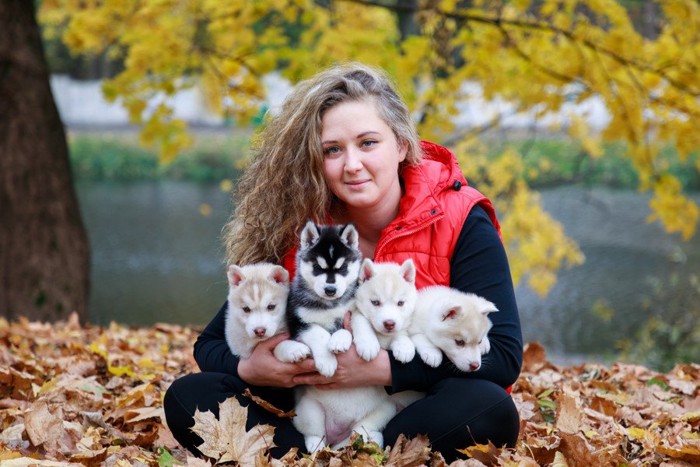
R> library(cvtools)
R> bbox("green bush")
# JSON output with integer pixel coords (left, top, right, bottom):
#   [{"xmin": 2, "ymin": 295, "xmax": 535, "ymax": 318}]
[
  {"xmin": 68, "ymin": 131, "xmax": 250, "ymax": 182},
  {"xmin": 485, "ymin": 137, "xmax": 699, "ymax": 190}
]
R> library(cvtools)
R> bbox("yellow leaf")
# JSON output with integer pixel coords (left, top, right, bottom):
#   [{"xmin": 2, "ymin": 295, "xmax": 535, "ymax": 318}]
[
  {"xmin": 108, "ymin": 364, "xmax": 135, "ymax": 378},
  {"xmin": 627, "ymin": 427, "xmax": 647, "ymax": 440}
]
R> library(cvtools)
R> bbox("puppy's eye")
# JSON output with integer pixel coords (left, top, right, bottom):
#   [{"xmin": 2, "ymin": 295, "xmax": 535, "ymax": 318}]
[
  {"xmin": 371, "ymin": 299, "xmax": 381, "ymax": 306},
  {"xmin": 267, "ymin": 304, "xmax": 276, "ymax": 311},
  {"xmin": 455, "ymin": 339, "xmax": 465, "ymax": 347},
  {"xmin": 242, "ymin": 306, "xmax": 251, "ymax": 313},
  {"xmin": 397, "ymin": 300, "xmax": 405, "ymax": 307}
]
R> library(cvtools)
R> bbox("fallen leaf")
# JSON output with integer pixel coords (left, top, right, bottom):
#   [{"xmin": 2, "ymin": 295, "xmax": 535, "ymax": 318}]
[
  {"xmin": 383, "ymin": 433, "xmax": 431, "ymax": 466},
  {"xmin": 190, "ymin": 396, "xmax": 276, "ymax": 464}
]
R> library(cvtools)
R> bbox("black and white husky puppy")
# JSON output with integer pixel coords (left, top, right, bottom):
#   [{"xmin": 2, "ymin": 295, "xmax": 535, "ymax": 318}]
[
  {"xmin": 274, "ymin": 220, "xmax": 362, "ymax": 377},
  {"xmin": 274, "ymin": 220, "xmax": 371, "ymax": 453}
]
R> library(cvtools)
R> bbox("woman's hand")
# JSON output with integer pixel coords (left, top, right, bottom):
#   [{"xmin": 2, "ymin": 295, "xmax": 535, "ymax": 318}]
[
  {"xmin": 237, "ymin": 333, "xmax": 319, "ymax": 388},
  {"xmin": 292, "ymin": 344, "xmax": 392, "ymax": 389}
]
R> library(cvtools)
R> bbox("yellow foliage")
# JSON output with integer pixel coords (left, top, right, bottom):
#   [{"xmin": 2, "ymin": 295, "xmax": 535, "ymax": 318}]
[
  {"xmin": 455, "ymin": 142, "xmax": 584, "ymax": 295},
  {"xmin": 39, "ymin": 0, "xmax": 700, "ymax": 296},
  {"xmin": 647, "ymin": 175, "xmax": 700, "ymax": 241}
]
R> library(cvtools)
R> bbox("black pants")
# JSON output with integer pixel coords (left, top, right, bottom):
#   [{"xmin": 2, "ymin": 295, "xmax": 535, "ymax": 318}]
[{"xmin": 163, "ymin": 372, "xmax": 519, "ymax": 462}]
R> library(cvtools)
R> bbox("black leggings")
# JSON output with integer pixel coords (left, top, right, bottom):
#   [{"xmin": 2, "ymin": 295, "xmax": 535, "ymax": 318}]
[{"xmin": 163, "ymin": 373, "xmax": 519, "ymax": 462}]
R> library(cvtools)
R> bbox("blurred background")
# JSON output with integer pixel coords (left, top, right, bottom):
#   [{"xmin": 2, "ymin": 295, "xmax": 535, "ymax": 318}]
[{"xmin": 4, "ymin": 0, "xmax": 698, "ymax": 373}]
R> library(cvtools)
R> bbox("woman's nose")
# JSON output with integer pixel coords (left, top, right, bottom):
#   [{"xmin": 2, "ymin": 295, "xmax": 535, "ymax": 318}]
[{"xmin": 344, "ymin": 147, "xmax": 363, "ymax": 172}]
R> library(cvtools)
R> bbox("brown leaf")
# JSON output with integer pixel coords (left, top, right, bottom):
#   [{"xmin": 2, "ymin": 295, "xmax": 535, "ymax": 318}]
[
  {"xmin": 384, "ymin": 433, "xmax": 431, "ymax": 467},
  {"xmin": 522, "ymin": 341, "xmax": 548, "ymax": 373},
  {"xmin": 458, "ymin": 441, "xmax": 501, "ymax": 465},
  {"xmin": 190, "ymin": 396, "xmax": 276, "ymax": 464},
  {"xmin": 24, "ymin": 400, "xmax": 64, "ymax": 451},
  {"xmin": 555, "ymin": 393, "xmax": 581, "ymax": 434}
]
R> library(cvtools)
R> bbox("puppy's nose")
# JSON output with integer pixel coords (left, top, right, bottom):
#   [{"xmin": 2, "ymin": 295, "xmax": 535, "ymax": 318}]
[
  {"xmin": 469, "ymin": 362, "xmax": 480, "ymax": 371},
  {"xmin": 324, "ymin": 286, "xmax": 337, "ymax": 297},
  {"xmin": 383, "ymin": 320, "xmax": 395, "ymax": 331},
  {"xmin": 254, "ymin": 327, "xmax": 267, "ymax": 337}
]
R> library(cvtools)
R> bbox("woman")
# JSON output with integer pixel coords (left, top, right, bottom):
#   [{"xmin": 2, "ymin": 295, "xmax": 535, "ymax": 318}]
[{"xmin": 164, "ymin": 63, "xmax": 523, "ymax": 462}]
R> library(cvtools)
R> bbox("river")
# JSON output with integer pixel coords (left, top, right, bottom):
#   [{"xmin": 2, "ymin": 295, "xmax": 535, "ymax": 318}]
[{"xmin": 76, "ymin": 181, "xmax": 700, "ymax": 364}]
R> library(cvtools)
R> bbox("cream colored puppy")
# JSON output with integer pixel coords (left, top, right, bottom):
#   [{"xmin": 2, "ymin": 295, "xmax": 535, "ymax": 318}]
[{"xmin": 410, "ymin": 286, "xmax": 497, "ymax": 372}]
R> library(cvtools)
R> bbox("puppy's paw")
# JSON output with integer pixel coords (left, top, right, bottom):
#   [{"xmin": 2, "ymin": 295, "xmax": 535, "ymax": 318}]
[
  {"xmin": 305, "ymin": 435, "xmax": 326, "ymax": 454},
  {"xmin": 273, "ymin": 339, "xmax": 311, "ymax": 363},
  {"xmin": 391, "ymin": 339, "xmax": 416, "ymax": 363},
  {"xmin": 314, "ymin": 355, "xmax": 338, "ymax": 377},
  {"xmin": 363, "ymin": 430, "xmax": 384, "ymax": 448},
  {"xmin": 418, "ymin": 347, "xmax": 443, "ymax": 367},
  {"xmin": 354, "ymin": 335, "xmax": 381, "ymax": 361},
  {"xmin": 328, "ymin": 329, "xmax": 352, "ymax": 353}
]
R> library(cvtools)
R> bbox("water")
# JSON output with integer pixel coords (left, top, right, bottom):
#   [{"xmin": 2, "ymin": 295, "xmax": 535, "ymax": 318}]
[
  {"xmin": 78, "ymin": 181, "xmax": 231, "ymax": 327},
  {"xmin": 76, "ymin": 181, "xmax": 700, "ymax": 362},
  {"xmin": 515, "ymin": 187, "xmax": 699, "ymax": 363}
]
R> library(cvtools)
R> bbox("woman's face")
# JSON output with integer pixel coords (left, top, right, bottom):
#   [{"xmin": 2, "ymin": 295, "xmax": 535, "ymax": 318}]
[{"xmin": 321, "ymin": 99, "xmax": 407, "ymax": 212}]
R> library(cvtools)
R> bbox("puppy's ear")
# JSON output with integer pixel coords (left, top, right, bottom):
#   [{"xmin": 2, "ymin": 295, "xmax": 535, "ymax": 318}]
[
  {"xmin": 227, "ymin": 265, "xmax": 245, "ymax": 287},
  {"xmin": 300, "ymin": 221, "xmax": 320, "ymax": 248},
  {"xmin": 269, "ymin": 265, "xmax": 290, "ymax": 285},
  {"xmin": 442, "ymin": 306, "xmax": 461, "ymax": 321},
  {"xmin": 400, "ymin": 258, "xmax": 416, "ymax": 284},
  {"xmin": 340, "ymin": 223, "xmax": 359, "ymax": 250},
  {"xmin": 360, "ymin": 258, "xmax": 375, "ymax": 282},
  {"xmin": 473, "ymin": 296, "xmax": 498, "ymax": 316}
]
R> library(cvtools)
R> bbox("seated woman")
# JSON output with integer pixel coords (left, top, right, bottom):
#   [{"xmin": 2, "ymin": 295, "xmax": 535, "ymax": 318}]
[{"xmin": 163, "ymin": 62, "xmax": 523, "ymax": 463}]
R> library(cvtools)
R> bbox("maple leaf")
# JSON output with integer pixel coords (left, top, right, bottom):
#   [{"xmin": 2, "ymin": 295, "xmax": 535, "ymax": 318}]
[{"xmin": 190, "ymin": 396, "xmax": 275, "ymax": 464}]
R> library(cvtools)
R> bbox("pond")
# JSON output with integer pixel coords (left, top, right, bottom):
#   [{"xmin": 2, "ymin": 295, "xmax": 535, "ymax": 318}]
[{"xmin": 76, "ymin": 181, "xmax": 700, "ymax": 364}]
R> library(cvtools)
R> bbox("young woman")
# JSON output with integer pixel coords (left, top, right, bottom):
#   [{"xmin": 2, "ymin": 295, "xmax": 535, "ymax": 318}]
[{"xmin": 163, "ymin": 63, "xmax": 523, "ymax": 462}]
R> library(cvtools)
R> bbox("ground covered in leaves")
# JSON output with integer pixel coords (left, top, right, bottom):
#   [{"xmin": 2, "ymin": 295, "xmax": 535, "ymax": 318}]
[{"xmin": 0, "ymin": 314, "xmax": 698, "ymax": 466}]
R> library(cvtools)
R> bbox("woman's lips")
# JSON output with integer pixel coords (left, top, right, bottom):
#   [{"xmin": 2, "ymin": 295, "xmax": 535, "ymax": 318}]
[{"xmin": 345, "ymin": 179, "xmax": 370, "ymax": 190}]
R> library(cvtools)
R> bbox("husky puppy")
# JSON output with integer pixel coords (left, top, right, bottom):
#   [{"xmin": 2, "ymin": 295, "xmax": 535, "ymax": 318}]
[
  {"xmin": 273, "ymin": 221, "xmax": 369, "ymax": 452},
  {"xmin": 224, "ymin": 263, "xmax": 290, "ymax": 359},
  {"xmin": 352, "ymin": 258, "xmax": 418, "ymax": 363},
  {"xmin": 293, "ymin": 256, "xmax": 423, "ymax": 453},
  {"xmin": 409, "ymin": 286, "xmax": 498, "ymax": 372},
  {"xmin": 274, "ymin": 221, "xmax": 362, "ymax": 377}
]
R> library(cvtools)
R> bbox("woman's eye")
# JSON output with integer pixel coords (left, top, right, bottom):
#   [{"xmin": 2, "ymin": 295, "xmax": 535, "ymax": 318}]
[
  {"xmin": 371, "ymin": 299, "xmax": 381, "ymax": 306},
  {"xmin": 242, "ymin": 306, "xmax": 251, "ymax": 313},
  {"xmin": 455, "ymin": 339, "xmax": 465, "ymax": 347},
  {"xmin": 361, "ymin": 140, "xmax": 377, "ymax": 148},
  {"xmin": 323, "ymin": 146, "xmax": 341, "ymax": 156},
  {"xmin": 267, "ymin": 304, "xmax": 276, "ymax": 311}
]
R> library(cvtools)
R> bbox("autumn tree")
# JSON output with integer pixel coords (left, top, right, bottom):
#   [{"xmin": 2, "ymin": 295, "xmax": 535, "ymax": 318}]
[
  {"xmin": 0, "ymin": 0, "xmax": 89, "ymax": 322},
  {"xmin": 37, "ymin": 0, "xmax": 700, "ymax": 304}
]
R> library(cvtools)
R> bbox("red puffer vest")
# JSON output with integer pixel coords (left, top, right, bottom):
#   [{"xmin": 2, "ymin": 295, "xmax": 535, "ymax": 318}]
[{"xmin": 282, "ymin": 140, "xmax": 501, "ymax": 288}]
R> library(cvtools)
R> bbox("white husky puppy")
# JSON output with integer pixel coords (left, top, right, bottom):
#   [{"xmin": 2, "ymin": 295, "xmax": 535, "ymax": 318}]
[
  {"xmin": 409, "ymin": 286, "xmax": 497, "ymax": 372},
  {"xmin": 224, "ymin": 263, "xmax": 290, "ymax": 359},
  {"xmin": 352, "ymin": 258, "xmax": 418, "ymax": 363}
]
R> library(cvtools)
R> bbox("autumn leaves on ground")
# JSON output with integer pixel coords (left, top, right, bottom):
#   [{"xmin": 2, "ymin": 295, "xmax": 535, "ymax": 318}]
[{"xmin": 0, "ymin": 314, "xmax": 697, "ymax": 466}]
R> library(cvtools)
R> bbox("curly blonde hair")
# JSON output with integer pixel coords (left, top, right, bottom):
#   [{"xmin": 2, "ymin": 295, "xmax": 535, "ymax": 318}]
[{"xmin": 223, "ymin": 62, "xmax": 422, "ymax": 266}]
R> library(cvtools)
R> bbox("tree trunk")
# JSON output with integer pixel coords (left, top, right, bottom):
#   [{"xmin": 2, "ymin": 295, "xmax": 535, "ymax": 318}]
[{"xmin": 0, "ymin": 1, "xmax": 90, "ymax": 322}]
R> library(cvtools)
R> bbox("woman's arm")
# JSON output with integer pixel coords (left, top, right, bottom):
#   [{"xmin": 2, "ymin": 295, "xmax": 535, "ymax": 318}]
[
  {"xmin": 193, "ymin": 301, "xmax": 321, "ymax": 386},
  {"xmin": 389, "ymin": 204, "xmax": 524, "ymax": 392},
  {"xmin": 193, "ymin": 302, "xmax": 240, "ymax": 374}
]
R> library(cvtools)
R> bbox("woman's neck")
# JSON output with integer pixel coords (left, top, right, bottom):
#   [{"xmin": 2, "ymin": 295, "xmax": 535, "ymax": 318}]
[{"xmin": 333, "ymin": 191, "xmax": 402, "ymax": 259}]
